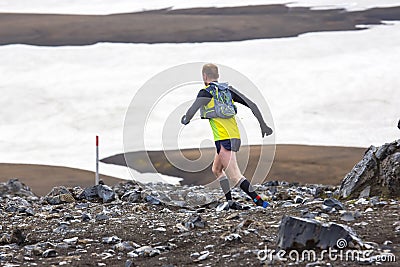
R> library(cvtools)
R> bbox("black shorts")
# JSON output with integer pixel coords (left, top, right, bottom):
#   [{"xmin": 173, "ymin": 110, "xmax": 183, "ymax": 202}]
[{"xmin": 215, "ymin": 139, "xmax": 241, "ymax": 154}]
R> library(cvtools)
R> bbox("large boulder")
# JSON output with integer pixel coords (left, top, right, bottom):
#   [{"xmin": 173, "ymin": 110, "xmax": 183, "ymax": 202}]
[
  {"xmin": 339, "ymin": 140, "xmax": 400, "ymax": 199},
  {"xmin": 277, "ymin": 216, "xmax": 363, "ymax": 250}
]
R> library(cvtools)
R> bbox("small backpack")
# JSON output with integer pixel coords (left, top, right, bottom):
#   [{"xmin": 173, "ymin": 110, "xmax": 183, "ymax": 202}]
[{"xmin": 200, "ymin": 82, "xmax": 237, "ymax": 119}]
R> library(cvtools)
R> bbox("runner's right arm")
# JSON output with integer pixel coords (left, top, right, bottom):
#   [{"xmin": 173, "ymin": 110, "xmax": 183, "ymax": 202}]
[
  {"xmin": 181, "ymin": 90, "xmax": 212, "ymax": 125},
  {"xmin": 229, "ymin": 86, "xmax": 273, "ymax": 137}
]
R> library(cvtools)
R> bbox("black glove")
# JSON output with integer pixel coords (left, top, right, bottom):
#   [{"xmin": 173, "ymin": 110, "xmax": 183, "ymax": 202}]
[
  {"xmin": 181, "ymin": 115, "xmax": 190, "ymax": 125},
  {"xmin": 260, "ymin": 123, "xmax": 273, "ymax": 137}
]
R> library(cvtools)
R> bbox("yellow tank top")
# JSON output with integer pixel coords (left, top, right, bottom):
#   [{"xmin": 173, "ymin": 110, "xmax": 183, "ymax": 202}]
[{"xmin": 202, "ymin": 87, "xmax": 241, "ymax": 141}]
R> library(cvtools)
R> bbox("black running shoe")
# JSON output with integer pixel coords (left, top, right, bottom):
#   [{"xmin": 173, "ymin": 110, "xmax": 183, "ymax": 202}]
[{"xmin": 229, "ymin": 201, "xmax": 250, "ymax": 210}]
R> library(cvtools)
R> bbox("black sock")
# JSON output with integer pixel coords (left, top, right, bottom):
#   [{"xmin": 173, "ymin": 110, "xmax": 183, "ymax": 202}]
[
  {"xmin": 239, "ymin": 177, "xmax": 259, "ymax": 201},
  {"xmin": 218, "ymin": 176, "xmax": 232, "ymax": 201}
]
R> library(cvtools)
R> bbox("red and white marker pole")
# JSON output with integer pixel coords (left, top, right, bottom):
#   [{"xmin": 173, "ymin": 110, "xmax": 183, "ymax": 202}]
[{"xmin": 95, "ymin": 135, "xmax": 99, "ymax": 185}]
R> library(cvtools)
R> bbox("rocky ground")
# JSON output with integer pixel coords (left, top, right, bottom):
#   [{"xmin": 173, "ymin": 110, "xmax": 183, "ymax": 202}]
[{"xmin": 0, "ymin": 178, "xmax": 398, "ymax": 267}]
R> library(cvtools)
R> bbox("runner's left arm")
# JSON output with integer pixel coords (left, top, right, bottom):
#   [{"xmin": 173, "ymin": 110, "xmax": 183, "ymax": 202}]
[
  {"xmin": 229, "ymin": 86, "xmax": 273, "ymax": 137},
  {"xmin": 181, "ymin": 90, "xmax": 212, "ymax": 125}
]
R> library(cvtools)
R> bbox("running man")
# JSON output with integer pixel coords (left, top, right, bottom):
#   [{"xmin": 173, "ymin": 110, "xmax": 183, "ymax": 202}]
[{"xmin": 181, "ymin": 63, "xmax": 273, "ymax": 209}]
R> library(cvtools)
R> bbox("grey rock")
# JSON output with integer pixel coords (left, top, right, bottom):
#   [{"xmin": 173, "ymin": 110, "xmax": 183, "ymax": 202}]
[
  {"xmin": 263, "ymin": 181, "xmax": 279, "ymax": 186},
  {"xmin": 369, "ymin": 196, "xmax": 380, "ymax": 205},
  {"xmin": 125, "ymin": 259, "xmax": 133, "ymax": 267},
  {"xmin": 145, "ymin": 195, "xmax": 161, "ymax": 205},
  {"xmin": 293, "ymin": 195, "xmax": 304, "ymax": 204},
  {"xmin": 127, "ymin": 251, "xmax": 139, "ymax": 258},
  {"xmin": 224, "ymin": 233, "xmax": 241, "ymax": 241},
  {"xmin": 185, "ymin": 215, "xmax": 206, "ymax": 229},
  {"xmin": 302, "ymin": 212, "xmax": 318, "ymax": 219},
  {"xmin": 323, "ymin": 198, "xmax": 345, "ymax": 210},
  {"xmin": 24, "ymin": 207, "xmax": 35, "ymax": 216},
  {"xmin": 135, "ymin": 246, "xmax": 161, "ymax": 257},
  {"xmin": 196, "ymin": 207, "xmax": 206, "ymax": 213},
  {"xmin": 281, "ymin": 201, "xmax": 295, "ymax": 208},
  {"xmin": 63, "ymin": 237, "xmax": 79, "ymax": 246},
  {"xmin": 113, "ymin": 180, "xmax": 142, "ymax": 197},
  {"xmin": 75, "ymin": 203, "xmax": 89, "ymax": 209},
  {"xmin": 102, "ymin": 236, "xmax": 121, "ymax": 244},
  {"xmin": 79, "ymin": 184, "xmax": 115, "ymax": 203},
  {"xmin": 5, "ymin": 205, "xmax": 18, "ymax": 213},
  {"xmin": 359, "ymin": 186, "xmax": 371, "ymax": 198},
  {"xmin": 96, "ymin": 213, "xmax": 109, "ymax": 221},
  {"xmin": 216, "ymin": 202, "xmax": 229, "ymax": 211},
  {"xmin": 42, "ymin": 249, "xmax": 57, "ymax": 258},
  {"xmin": 45, "ymin": 186, "xmax": 76, "ymax": 205},
  {"xmin": 339, "ymin": 140, "xmax": 400, "ymax": 199},
  {"xmin": 97, "ymin": 184, "xmax": 116, "ymax": 203},
  {"xmin": 0, "ymin": 179, "xmax": 36, "ymax": 198},
  {"xmin": 5, "ymin": 196, "xmax": 31, "ymax": 213},
  {"xmin": 383, "ymin": 240, "xmax": 392, "ymax": 246},
  {"xmin": 341, "ymin": 212, "xmax": 355, "ymax": 222},
  {"xmin": 193, "ymin": 251, "xmax": 210, "ymax": 262},
  {"xmin": 121, "ymin": 190, "xmax": 141, "ymax": 203},
  {"xmin": 82, "ymin": 213, "xmax": 91, "ymax": 221},
  {"xmin": 277, "ymin": 216, "xmax": 363, "ymax": 250},
  {"xmin": 53, "ymin": 224, "xmax": 69, "ymax": 234},
  {"xmin": 114, "ymin": 241, "xmax": 136, "ymax": 252}
]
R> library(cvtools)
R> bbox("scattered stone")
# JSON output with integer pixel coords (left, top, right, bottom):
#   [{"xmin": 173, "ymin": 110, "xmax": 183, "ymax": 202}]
[
  {"xmin": 0, "ymin": 178, "xmax": 36, "ymax": 198},
  {"xmin": 193, "ymin": 251, "xmax": 210, "ymax": 262},
  {"xmin": 42, "ymin": 249, "xmax": 57, "ymax": 258},
  {"xmin": 0, "ymin": 229, "xmax": 25, "ymax": 245},
  {"xmin": 223, "ymin": 233, "xmax": 241, "ymax": 242},
  {"xmin": 185, "ymin": 215, "xmax": 206, "ymax": 229},
  {"xmin": 135, "ymin": 246, "xmax": 161, "ymax": 257},
  {"xmin": 365, "ymin": 207, "xmax": 374, "ymax": 213},
  {"xmin": 81, "ymin": 213, "xmax": 92, "ymax": 221},
  {"xmin": 125, "ymin": 259, "xmax": 133, "ymax": 267},
  {"xmin": 114, "ymin": 241, "xmax": 137, "ymax": 252},
  {"xmin": 45, "ymin": 186, "xmax": 76, "ymax": 205},
  {"xmin": 0, "ymin": 177, "xmax": 397, "ymax": 266},
  {"xmin": 63, "ymin": 237, "xmax": 78, "ymax": 246},
  {"xmin": 216, "ymin": 202, "xmax": 229, "ymax": 211},
  {"xmin": 95, "ymin": 213, "xmax": 109, "ymax": 221},
  {"xmin": 341, "ymin": 212, "xmax": 355, "ymax": 222},
  {"xmin": 102, "ymin": 236, "xmax": 121, "ymax": 244},
  {"xmin": 79, "ymin": 184, "xmax": 116, "ymax": 203},
  {"xmin": 113, "ymin": 181, "xmax": 142, "ymax": 198},
  {"xmin": 263, "ymin": 181, "xmax": 279, "ymax": 186},
  {"xmin": 132, "ymin": 204, "xmax": 148, "ymax": 213},
  {"xmin": 323, "ymin": 198, "xmax": 345, "ymax": 210},
  {"xmin": 293, "ymin": 195, "xmax": 304, "ymax": 204},
  {"xmin": 145, "ymin": 195, "xmax": 161, "ymax": 205},
  {"xmin": 121, "ymin": 190, "xmax": 141, "ymax": 203},
  {"xmin": 355, "ymin": 198, "xmax": 369, "ymax": 205},
  {"xmin": 226, "ymin": 212, "xmax": 240, "ymax": 220}
]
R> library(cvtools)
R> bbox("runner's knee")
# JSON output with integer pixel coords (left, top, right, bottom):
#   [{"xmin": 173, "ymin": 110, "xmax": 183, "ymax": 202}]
[{"xmin": 212, "ymin": 165, "xmax": 223, "ymax": 177}]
